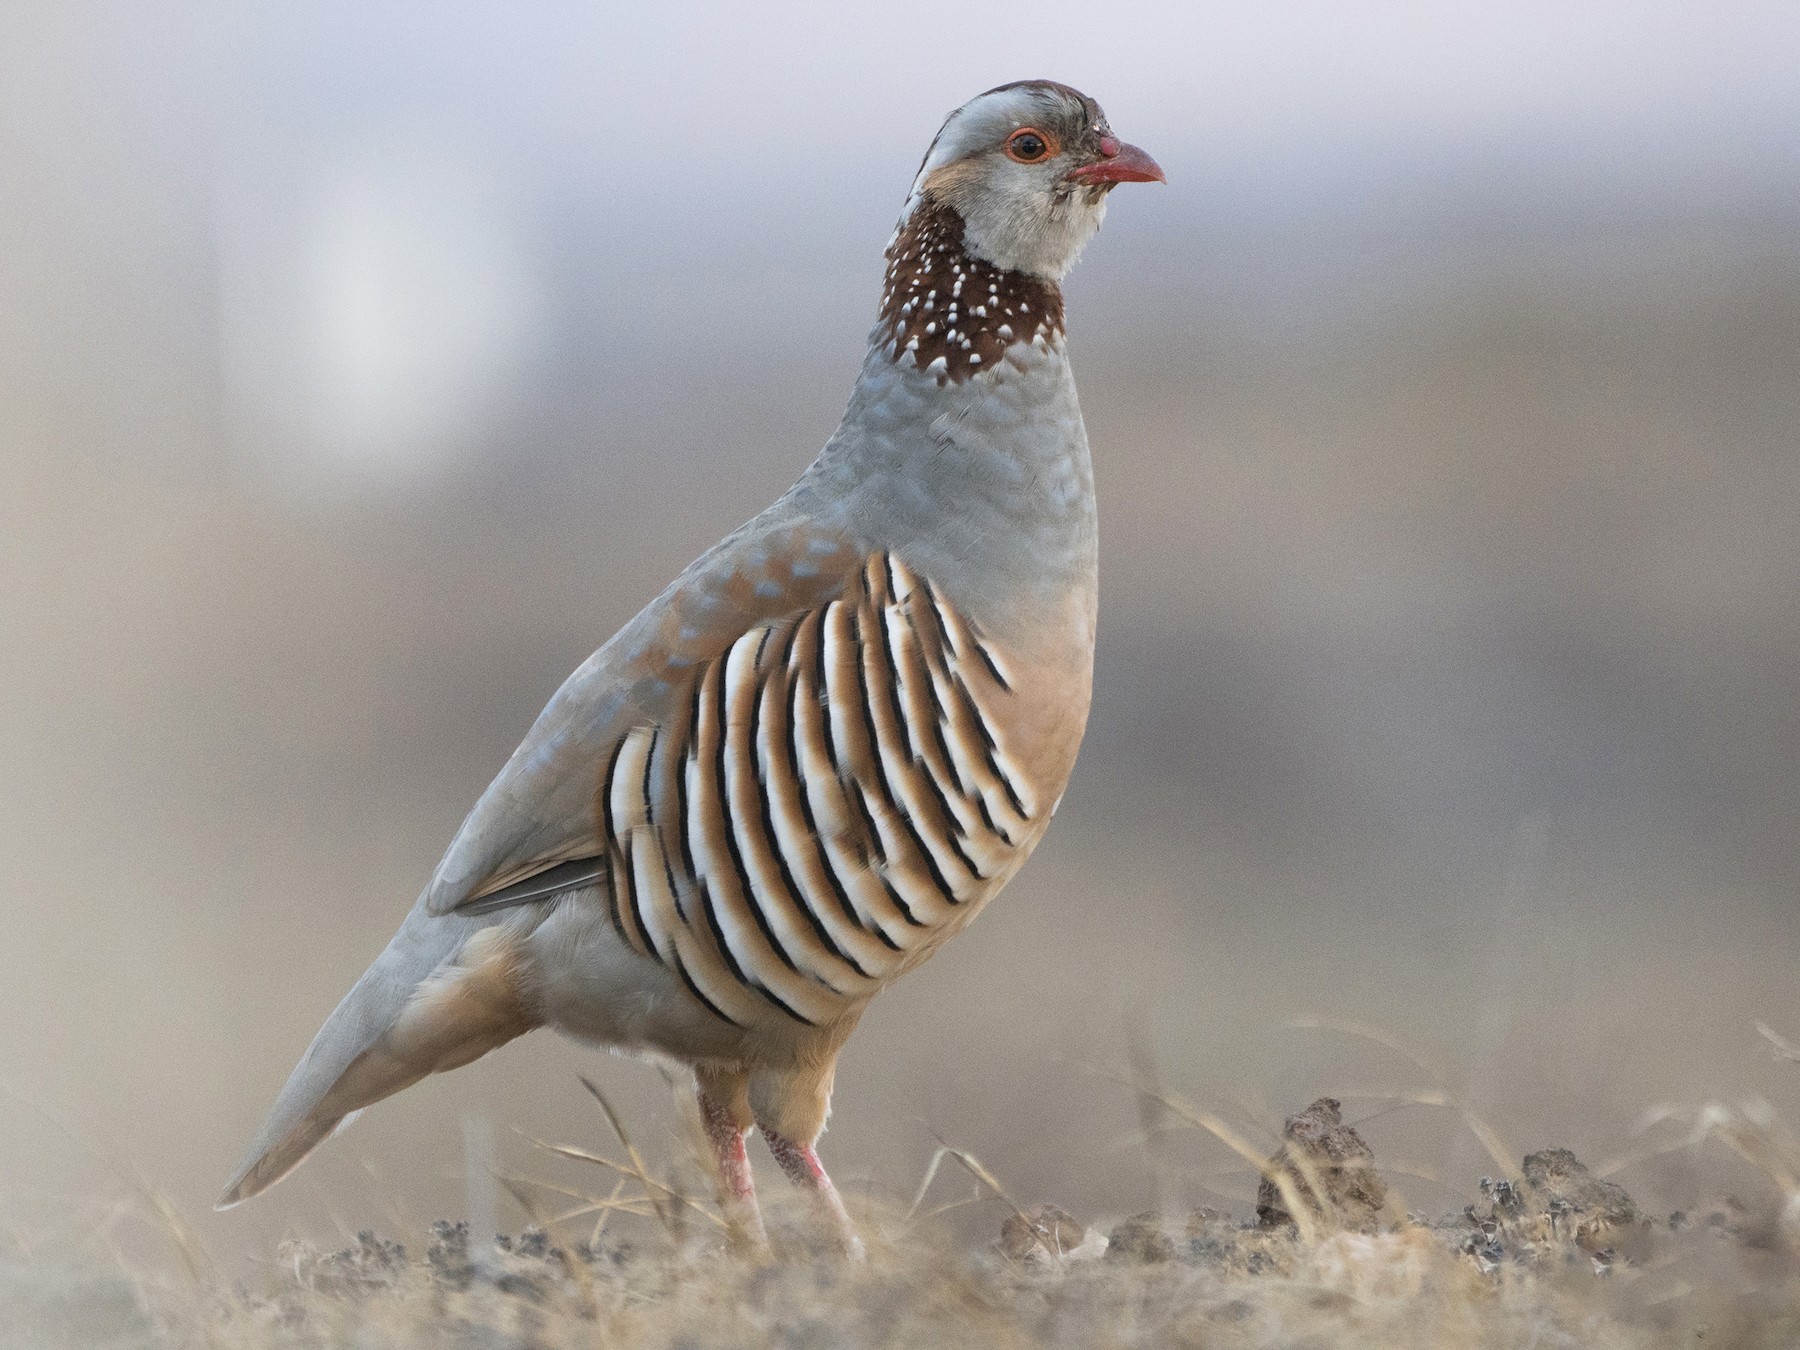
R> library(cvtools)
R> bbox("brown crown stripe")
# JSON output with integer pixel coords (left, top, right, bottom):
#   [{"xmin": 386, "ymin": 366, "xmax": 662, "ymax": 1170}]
[{"xmin": 879, "ymin": 198, "xmax": 1065, "ymax": 385}]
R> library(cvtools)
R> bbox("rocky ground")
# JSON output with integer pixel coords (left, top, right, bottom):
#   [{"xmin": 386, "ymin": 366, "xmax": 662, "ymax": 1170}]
[{"xmin": 9, "ymin": 1098, "xmax": 1800, "ymax": 1348}]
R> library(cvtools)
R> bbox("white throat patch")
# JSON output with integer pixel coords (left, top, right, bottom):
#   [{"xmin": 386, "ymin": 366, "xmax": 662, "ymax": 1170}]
[{"xmin": 896, "ymin": 86, "xmax": 1109, "ymax": 282}]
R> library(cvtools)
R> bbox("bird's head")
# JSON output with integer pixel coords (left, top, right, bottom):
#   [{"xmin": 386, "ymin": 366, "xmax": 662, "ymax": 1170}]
[{"xmin": 901, "ymin": 80, "xmax": 1163, "ymax": 283}]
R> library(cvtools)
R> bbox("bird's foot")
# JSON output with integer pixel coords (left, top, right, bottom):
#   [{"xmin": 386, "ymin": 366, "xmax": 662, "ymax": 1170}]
[{"xmin": 761, "ymin": 1126, "xmax": 864, "ymax": 1260}]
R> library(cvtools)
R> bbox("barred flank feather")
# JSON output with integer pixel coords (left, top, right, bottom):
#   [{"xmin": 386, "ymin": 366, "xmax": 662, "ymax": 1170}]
[{"xmin": 579, "ymin": 553, "xmax": 1035, "ymax": 1028}]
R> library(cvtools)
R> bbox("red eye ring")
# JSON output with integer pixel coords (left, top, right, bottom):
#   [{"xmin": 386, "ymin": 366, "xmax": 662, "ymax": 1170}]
[{"xmin": 1004, "ymin": 126, "xmax": 1059, "ymax": 163}]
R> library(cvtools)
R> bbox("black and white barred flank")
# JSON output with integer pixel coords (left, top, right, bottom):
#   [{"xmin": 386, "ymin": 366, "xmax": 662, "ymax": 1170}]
[{"xmin": 470, "ymin": 554, "xmax": 1037, "ymax": 1029}]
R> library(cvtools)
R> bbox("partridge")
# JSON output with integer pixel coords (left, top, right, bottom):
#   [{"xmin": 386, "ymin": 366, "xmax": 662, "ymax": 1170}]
[{"xmin": 218, "ymin": 80, "xmax": 1163, "ymax": 1245}]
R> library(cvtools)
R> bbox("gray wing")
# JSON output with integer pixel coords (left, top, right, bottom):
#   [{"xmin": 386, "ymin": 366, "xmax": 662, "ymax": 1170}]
[
  {"xmin": 417, "ymin": 508, "xmax": 863, "ymax": 918},
  {"xmin": 451, "ymin": 857, "xmax": 606, "ymax": 915}
]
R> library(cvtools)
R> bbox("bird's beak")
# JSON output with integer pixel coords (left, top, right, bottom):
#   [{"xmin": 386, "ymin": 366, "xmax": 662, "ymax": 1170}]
[{"xmin": 1067, "ymin": 138, "xmax": 1165, "ymax": 186}]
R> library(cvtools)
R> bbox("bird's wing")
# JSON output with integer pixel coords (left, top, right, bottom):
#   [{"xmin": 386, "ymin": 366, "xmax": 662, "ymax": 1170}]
[{"xmin": 418, "ymin": 510, "xmax": 865, "ymax": 919}]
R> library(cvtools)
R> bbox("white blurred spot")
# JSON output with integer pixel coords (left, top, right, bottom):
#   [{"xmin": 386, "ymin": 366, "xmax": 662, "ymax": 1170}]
[{"xmin": 217, "ymin": 129, "xmax": 542, "ymax": 494}]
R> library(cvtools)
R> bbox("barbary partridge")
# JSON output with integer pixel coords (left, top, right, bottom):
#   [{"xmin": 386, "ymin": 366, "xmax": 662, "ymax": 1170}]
[{"xmin": 218, "ymin": 80, "xmax": 1163, "ymax": 1247}]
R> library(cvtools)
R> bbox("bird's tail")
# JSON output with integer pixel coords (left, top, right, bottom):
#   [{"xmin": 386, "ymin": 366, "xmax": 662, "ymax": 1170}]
[{"xmin": 215, "ymin": 908, "xmax": 539, "ymax": 1209}]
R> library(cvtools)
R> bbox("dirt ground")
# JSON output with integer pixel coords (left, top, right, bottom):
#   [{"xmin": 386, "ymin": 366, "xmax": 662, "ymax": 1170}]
[{"xmin": 11, "ymin": 1092, "xmax": 1800, "ymax": 1348}]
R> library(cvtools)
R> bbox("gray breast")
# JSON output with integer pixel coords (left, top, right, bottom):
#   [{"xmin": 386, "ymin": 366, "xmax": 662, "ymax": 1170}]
[{"xmin": 796, "ymin": 338, "xmax": 1099, "ymax": 644}]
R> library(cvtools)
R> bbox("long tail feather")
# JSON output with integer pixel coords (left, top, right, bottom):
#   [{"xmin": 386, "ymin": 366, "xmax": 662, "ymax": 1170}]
[{"xmin": 216, "ymin": 911, "xmax": 538, "ymax": 1208}]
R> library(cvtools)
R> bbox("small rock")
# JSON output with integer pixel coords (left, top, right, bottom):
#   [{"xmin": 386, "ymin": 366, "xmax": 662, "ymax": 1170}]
[
  {"xmin": 1464, "ymin": 1231, "xmax": 1505, "ymax": 1275},
  {"xmin": 515, "ymin": 1226, "xmax": 557, "ymax": 1261},
  {"xmin": 1256, "ymin": 1098, "xmax": 1388, "ymax": 1234},
  {"xmin": 1182, "ymin": 1208, "xmax": 1239, "ymax": 1266},
  {"xmin": 575, "ymin": 1237, "xmax": 636, "ymax": 1268},
  {"xmin": 300, "ymin": 1238, "xmax": 410, "ymax": 1303},
  {"xmin": 1479, "ymin": 1176, "xmax": 1524, "ymax": 1215},
  {"xmin": 426, "ymin": 1220, "xmax": 474, "ymax": 1290},
  {"xmin": 1105, "ymin": 1212, "xmax": 1178, "ymax": 1264},
  {"xmin": 1186, "ymin": 1212, "xmax": 1302, "ymax": 1279},
  {"xmin": 999, "ymin": 1204, "xmax": 1087, "ymax": 1261},
  {"xmin": 1520, "ymin": 1147, "xmax": 1640, "ymax": 1249},
  {"xmin": 1698, "ymin": 1195, "xmax": 1751, "ymax": 1239}
]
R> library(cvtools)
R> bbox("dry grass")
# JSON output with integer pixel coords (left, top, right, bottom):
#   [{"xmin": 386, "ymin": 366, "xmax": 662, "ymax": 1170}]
[{"xmin": 12, "ymin": 1073, "xmax": 1800, "ymax": 1349}]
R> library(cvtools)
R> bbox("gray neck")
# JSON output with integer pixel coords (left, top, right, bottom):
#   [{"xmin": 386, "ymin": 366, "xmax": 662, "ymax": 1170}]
[{"xmin": 791, "ymin": 332, "xmax": 1098, "ymax": 638}]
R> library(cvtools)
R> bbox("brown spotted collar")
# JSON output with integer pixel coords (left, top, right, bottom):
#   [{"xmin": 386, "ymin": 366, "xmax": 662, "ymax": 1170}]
[{"xmin": 877, "ymin": 197, "xmax": 1065, "ymax": 385}]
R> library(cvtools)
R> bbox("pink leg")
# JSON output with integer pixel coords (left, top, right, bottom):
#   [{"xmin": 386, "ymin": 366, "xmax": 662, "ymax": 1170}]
[
  {"xmin": 762, "ymin": 1127, "xmax": 864, "ymax": 1257},
  {"xmin": 698, "ymin": 1085, "xmax": 767, "ymax": 1245}
]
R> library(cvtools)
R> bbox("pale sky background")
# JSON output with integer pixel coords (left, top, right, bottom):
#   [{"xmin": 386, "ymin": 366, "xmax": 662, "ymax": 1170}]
[{"xmin": 11, "ymin": 1, "xmax": 1798, "ymax": 486}]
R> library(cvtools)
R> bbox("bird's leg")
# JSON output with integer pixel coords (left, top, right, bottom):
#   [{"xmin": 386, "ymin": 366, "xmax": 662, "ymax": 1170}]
[
  {"xmin": 696, "ymin": 1080, "xmax": 766, "ymax": 1247},
  {"xmin": 760, "ymin": 1126, "xmax": 864, "ymax": 1258}
]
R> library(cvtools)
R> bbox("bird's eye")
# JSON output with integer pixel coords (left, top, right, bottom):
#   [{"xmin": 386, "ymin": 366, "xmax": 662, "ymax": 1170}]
[{"xmin": 1005, "ymin": 127, "xmax": 1056, "ymax": 163}]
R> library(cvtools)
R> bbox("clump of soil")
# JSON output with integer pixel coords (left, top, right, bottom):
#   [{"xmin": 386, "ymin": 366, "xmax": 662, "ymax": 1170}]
[
  {"xmin": 1068, "ymin": 1099, "xmax": 1692, "ymax": 1287},
  {"xmin": 1447, "ymin": 1146, "xmax": 1654, "ymax": 1273},
  {"xmin": 999, "ymin": 1204, "xmax": 1087, "ymax": 1261},
  {"xmin": 1097, "ymin": 1099, "xmax": 1393, "ymax": 1276},
  {"xmin": 1522, "ymin": 1146, "xmax": 1643, "ymax": 1247},
  {"xmin": 1254, "ymin": 1097, "xmax": 1389, "ymax": 1234}
]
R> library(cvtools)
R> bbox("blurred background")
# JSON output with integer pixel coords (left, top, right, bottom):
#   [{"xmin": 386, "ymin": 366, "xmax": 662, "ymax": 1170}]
[{"xmin": 3, "ymin": 1, "xmax": 1798, "ymax": 1262}]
